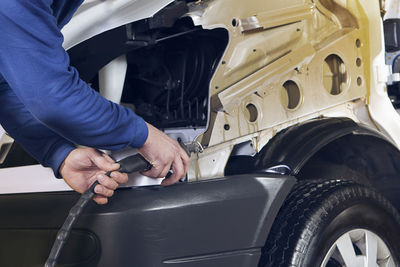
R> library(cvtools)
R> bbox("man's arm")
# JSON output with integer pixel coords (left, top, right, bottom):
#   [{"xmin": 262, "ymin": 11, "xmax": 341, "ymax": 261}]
[
  {"xmin": 0, "ymin": 79, "xmax": 129, "ymax": 204},
  {"xmin": 0, "ymin": 0, "xmax": 148, "ymax": 150},
  {"xmin": 0, "ymin": 0, "xmax": 189, "ymax": 184},
  {"xmin": 0, "ymin": 77, "xmax": 75, "ymax": 176}
]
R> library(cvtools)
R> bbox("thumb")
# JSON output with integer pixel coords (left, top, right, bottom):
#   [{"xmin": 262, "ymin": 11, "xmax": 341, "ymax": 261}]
[{"xmin": 91, "ymin": 153, "xmax": 119, "ymax": 172}]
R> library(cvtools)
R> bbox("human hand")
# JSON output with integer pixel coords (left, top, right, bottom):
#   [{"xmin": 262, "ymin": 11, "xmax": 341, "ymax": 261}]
[
  {"xmin": 138, "ymin": 123, "xmax": 190, "ymax": 186},
  {"xmin": 59, "ymin": 147, "xmax": 128, "ymax": 204}
]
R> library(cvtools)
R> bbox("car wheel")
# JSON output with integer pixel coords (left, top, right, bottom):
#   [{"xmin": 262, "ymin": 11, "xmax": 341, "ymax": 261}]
[{"xmin": 258, "ymin": 180, "xmax": 400, "ymax": 267}]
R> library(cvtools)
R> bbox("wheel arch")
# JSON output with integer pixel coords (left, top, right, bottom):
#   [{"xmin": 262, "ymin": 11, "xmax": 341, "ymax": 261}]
[{"xmin": 225, "ymin": 117, "xmax": 400, "ymax": 211}]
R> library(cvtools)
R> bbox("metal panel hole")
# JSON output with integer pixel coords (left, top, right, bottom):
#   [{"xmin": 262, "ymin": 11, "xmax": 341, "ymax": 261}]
[
  {"xmin": 282, "ymin": 80, "xmax": 301, "ymax": 110},
  {"xmin": 245, "ymin": 103, "xmax": 258, "ymax": 122},
  {"xmin": 356, "ymin": 58, "xmax": 362, "ymax": 67},
  {"xmin": 356, "ymin": 39, "xmax": 361, "ymax": 48},
  {"xmin": 323, "ymin": 54, "xmax": 348, "ymax": 95},
  {"xmin": 357, "ymin": 77, "xmax": 362, "ymax": 86},
  {"xmin": 232, "ymin": 19, "xmax": 238, "ymax": 27}
]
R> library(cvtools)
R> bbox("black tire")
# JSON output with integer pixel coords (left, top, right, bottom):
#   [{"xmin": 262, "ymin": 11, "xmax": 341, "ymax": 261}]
[{"xmin": 258, "ymin": 180, "xmax": 400, "ymax": 267}]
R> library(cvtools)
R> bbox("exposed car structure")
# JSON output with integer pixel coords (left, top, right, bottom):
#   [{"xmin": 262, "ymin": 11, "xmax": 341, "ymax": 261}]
[
  {"xmin": 385, "ymin": 0, "xmax": 400, "ymax": 109},
  {"xmin": 1, "ymin": 0, "xmax": 400, "ymax": 266}
]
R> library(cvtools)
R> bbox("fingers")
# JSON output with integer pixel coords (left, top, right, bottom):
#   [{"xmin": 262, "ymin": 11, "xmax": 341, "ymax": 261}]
[
  {"xmin": 137, "ymin": 122, "xmax": 192, "ymax": 185},
  {"xmin": 91, "ymin": 171, "xmax": 129, "ymax": 204},
  {"xmin": 140, "ymin": 147, "xmax": 189, "ymax": 186},
  {"xmin": 180, "ymin": 149, "xmax": 190, "ymax": 177},
  {"xmin": 161, "ymin": 155, "xmax": 184, "ymax": 186},
  {"xmin": 102, "ymin": 153, "xmax": 116, "ymax": 164},
  {"xmin": 159, "ymin": 164, "xmax": 172, "ymax": 179},
  {"xmin": 93, "ymin": 195, "xmax": 108, "ymax": 205},
  {"xmin": 91, "ymin": 151, "xmax": 120, "ymax": 172},
  {"xmin": 97, "ymin": 173, "xmax": 118, "ymax": 189},
  {"xmin": 142, "ymin": 161, "xmax": 170, "ymax": 179},
  {"xmin": 161, "ymin": 145, "xmax": 190, "ymax": 186},
  {"xmin": 110, "ymin": 171, "xmax": 128, "ymax": 184}
]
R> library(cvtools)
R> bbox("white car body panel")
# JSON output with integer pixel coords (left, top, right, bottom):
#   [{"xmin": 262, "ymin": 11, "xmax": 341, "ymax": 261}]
[
  {"xmin": 0, "ymin": 125, "xmax": 5, "ymax": 142},
  {"xmin": 362, "ymin": 0, "xmax": 400, "ymax": 147},
  {"xmin": 0, "ymin": 165, "xmax": 71, "ymax": 194},
  {"xmin": 0, "ymin": 164, "xmax": 163, "ymax": 194},
  {"xmin": 62, "ymin": 0, "xmax": 174, "ymax": 50},
  {"xmin": 384, "ymin": 0, "xmax": 400, "ymax": 20}
]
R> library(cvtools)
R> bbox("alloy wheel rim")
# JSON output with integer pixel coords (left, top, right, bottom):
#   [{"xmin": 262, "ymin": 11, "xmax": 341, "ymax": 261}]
[{"xmin": 320, "ymin": 229, "xmax": 395, "ymax": 267}]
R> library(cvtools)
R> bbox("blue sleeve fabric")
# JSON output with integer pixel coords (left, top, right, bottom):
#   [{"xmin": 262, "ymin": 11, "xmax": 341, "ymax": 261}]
[
  {"xmin": 51, "ymin": 0, "xmax": 84, "ymax": 29},
  {"xmin": 0, "ymin": 0, "xmax": 149, "ymax": 174},
  {"xmin": 0, "ymin": 77, "xmax": 75, "ymax": 177}
]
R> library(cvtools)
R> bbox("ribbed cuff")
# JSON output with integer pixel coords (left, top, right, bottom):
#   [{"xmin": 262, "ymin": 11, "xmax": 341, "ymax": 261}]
[{"xmin": 129, "ymin": 116, "xmax": 149, "ymax": 148}]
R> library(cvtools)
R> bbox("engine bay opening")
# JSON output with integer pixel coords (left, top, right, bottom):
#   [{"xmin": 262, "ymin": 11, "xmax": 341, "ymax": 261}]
[
  {"xmin": 121, "ymin": 28, "xmax": 228, "ymax": 129},
  {"xmin": 69, "ymin": 19, "xmax": 229, "ymax": 132}
]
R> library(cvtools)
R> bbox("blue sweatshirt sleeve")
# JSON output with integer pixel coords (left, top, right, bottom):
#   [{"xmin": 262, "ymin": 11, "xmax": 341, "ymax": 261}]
[
  {"xmin": 0, "ymin": 0, "xmax": 148, "ymax": 151},
  {"xmin": 0, "ymin": 77, "xmax": 75, "ymax": 177}
]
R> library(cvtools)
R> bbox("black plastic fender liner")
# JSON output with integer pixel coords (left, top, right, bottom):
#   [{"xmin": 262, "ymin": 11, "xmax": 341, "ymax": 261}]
[
  {"xmin": 0, "ymin": 174, "xmax": 295, "ymax": 267},
  {"xmin": 384, "ymin": 19, "xmax": 400, "ymax": 53},
  {"xmin": 226, "ymin": 117, "xmax": 396, "ymax": 176},
  {"xmin": 256, "ymin": 117, "xmax": 389, "ymax": 175}
]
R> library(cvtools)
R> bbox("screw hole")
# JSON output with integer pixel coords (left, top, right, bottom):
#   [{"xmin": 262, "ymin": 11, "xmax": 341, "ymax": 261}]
[
  {"xmin": 356, "ymin": 58, "xmax": 362, "ymax": 67},
  {"xmin": 356, "ymin": 39, "xmax": 361, "ymax": 48},
  {"xmin": 357, "ymin": 77, "xmax": 363, "ymax": 86},
  {"xmin": 224, "ymin": 124, "xmax": 230, "ymax": 131},
  {"xmin": 232, "ymin": 19, "xmax": 238, "ymax": 27}
]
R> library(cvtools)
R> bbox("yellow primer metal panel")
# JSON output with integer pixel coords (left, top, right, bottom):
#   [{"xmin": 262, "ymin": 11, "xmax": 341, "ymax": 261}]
[{"xmin": 184, "ymin": 0, "xmax": 398, "ymax": 179}]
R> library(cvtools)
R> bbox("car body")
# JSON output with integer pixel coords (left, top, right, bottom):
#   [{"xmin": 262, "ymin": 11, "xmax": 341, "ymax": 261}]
[{"xmin": 1, "ymin": 0, "xmax": 400, "ymax": 266}]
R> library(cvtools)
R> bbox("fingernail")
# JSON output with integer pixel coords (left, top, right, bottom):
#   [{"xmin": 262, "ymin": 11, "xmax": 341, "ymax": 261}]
[{"xmin": 95, "ymin": 186, "xmax": 102, "ymax": 193}]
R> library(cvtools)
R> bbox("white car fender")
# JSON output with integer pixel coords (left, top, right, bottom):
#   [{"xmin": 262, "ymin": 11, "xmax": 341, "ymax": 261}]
[{"xmin": 62, "ymin": 0, "xmax": 174, "ymax": 50}]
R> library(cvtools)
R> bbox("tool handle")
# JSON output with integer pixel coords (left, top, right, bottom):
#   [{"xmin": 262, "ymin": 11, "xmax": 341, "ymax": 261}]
[{"xmin": 118, "ymin": 153, "xmax": 152, "ymax": 173}]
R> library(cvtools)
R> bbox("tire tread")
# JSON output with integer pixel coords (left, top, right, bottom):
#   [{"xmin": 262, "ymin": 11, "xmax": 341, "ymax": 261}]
[{"xmin": 258, "ymin": 179, "xmax": 400, "ymax": 267}]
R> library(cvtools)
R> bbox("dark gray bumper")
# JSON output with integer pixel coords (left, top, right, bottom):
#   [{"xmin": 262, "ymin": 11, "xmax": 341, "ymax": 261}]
[{"xmin": 0, "ymin": 174, "xmax": 295, "ymax": 267}]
